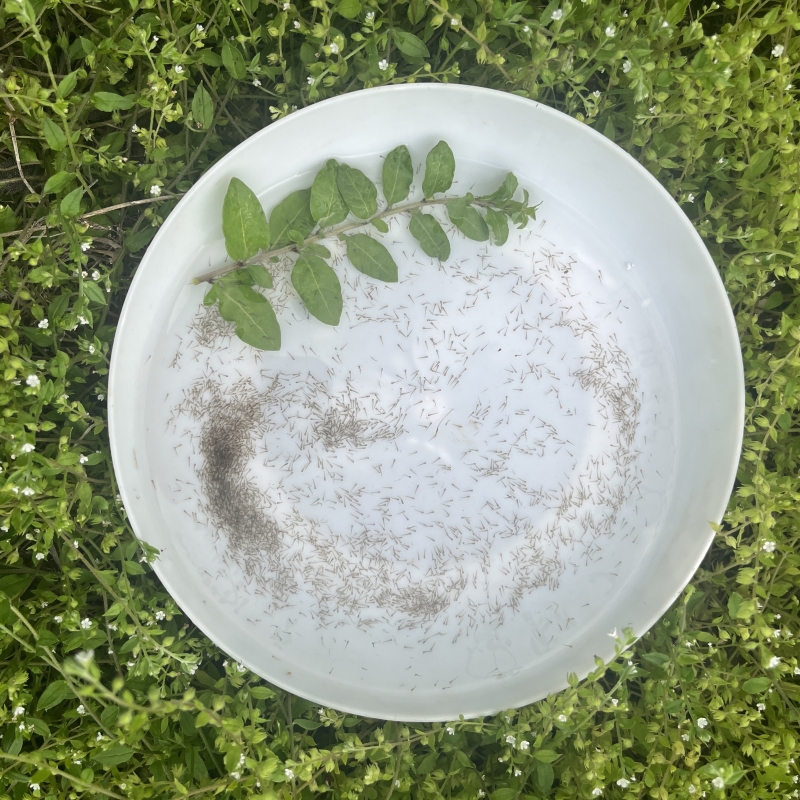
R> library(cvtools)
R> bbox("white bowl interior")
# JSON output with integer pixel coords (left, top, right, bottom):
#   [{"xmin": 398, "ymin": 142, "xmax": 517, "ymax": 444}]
[{"xmin": 109, "ymin": 85, "xmax": 743, "ymax": 721}]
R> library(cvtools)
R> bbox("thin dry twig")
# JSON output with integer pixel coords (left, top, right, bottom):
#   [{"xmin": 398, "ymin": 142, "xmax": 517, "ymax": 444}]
[{"xmin": 7, "ymin": 116, "xmax": 36, "ymax": 195}]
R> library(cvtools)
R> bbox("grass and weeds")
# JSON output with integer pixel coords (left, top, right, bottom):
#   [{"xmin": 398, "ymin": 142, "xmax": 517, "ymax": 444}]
[{"xmin": 0, "ymin": 0, "xmax": 798, "ymax": 797}]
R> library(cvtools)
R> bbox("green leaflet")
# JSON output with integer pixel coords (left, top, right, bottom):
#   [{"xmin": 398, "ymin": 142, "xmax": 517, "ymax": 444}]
[
  {"xmin": 292, "ymin": 253, "xmax": 343, "ymax": 325},
  {"xmin": 303, "ymin": 243, "xmax": 332, "ymax": 259},
  {"xmin": 485, "ymin": 207, "xmax": 509, "ymax": 245},
  {"xmin": 382, "ymin": 145, "xmax": 413, "ymax": 207},
  {"xmin": 217, "ymin": 283, "xmax": 281, "ymax": 350},
  {"xmin": 91, "ymin": 92, "xmax": 135, "ymax": 111},
  {"xmin": 221, "ymin": 40, "xmax": 246, "ymax": 79},
  {"xmin": 392, "ymin": 29, "xmax": 430, "ymax": 58},
  {"xmin": 371, "ymin": 218, "xmax": 389, "ymax": 233},
  {"xmin": 337, "ymin": 164, "xmax": 378, "ymax": 219},
  {"xmin": 55, "ymin": 70, "xmax": 78, "ymax": 99},
  {"xmin": 422, "ymin": 140, "xmax": 455, "ymax": 197},
  {"xmin": 270, "ymin": 188, "xmax": 315, "ymax": 247},
  {"xmin": 484, "ymin": 172, "xmax": 519, "ymax": 204},
  {"xmin": 343, "ymin": 233, "xmax": 398, "ymax": 282},
  {"xmin": 42, "ymin": 117, "xmax": 67, "ymax": 151},
  {"xmin": 409, "ymin": 212, "xmax": 450, "ymax": 260},
  {"xmin": 60, "ymin": 187, "xmax": 84, "ymax": 218},
  {"xmin": 310, "ymin": 160, "xmax": 349, "ymax": 227},
  {"xmin": 191, "ymin": 84, "xmax": 214, "ymax": 130},
  {"xmin": 222, "ymin": 178, "xmax": 270, "ymax": 262},
  {"xmin": 43, "ymin": 171, "xmax": 75, "ymax": 194},
  {"xmin": 448, "ymin": 196, "xmax": 489, "ymax": 241}
]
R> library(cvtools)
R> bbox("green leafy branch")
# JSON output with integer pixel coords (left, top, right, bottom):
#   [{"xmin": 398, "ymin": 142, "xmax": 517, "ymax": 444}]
[{"xmin": 193, "ymin": 141, "xmax": 539, "ymax": 351}]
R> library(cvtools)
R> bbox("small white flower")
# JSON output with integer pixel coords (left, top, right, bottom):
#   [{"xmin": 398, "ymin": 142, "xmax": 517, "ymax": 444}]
[
  {"xmin": 119, "ymin": 784, "xmax": 126, "ymax": 790},
  {"xmin": 649, "ymin": 105, "xmax": 657, "ymax": 113},
  {"xmin": 78, "ymin": 316, "xmax": 89, "ymax": 325},
  {"xmin": 365, "ymin": 10, "xmax": 374, "ymax": 20},
  {"xmin": 306, "ymin": 76, "xmax": 314, "ymax": 85},
  {"xmin": 285, "ymin": 768, "xmax": 295, "ymax": 780},
  {"xmin": 35, "ymin": 552, "xmax": 45, "ymax": 560},
  {"xmin": 551, "ymin": 8, "xmax": 563, "ymax": 20},
  {"xmin": 378, "ymin": 59, "xmax": 388, "ymax": 71},
  {"xmin": 505, "ymin": 734, "xmax": 516, "ymax": 745},
  {"xmin": 81, "ymin": 270, "xmax": 87, "ymax": 277},
  {"xmin": 12, "ymin": 706, "xmax": 25, "ymax": 718},
  {"xmin": 478, "ymin": 792, "xmax": 485, "ymax": 798},
  {"xmin": 174, "ymin": 64, "xmax": 184, "ymax": 74},
  {"xmin": 605, "ymin": 25, "xmax": 616, "ymax": 36},
  {"xmin": 622, "ymin": 59, "xmax": 632, "ymax": 73},
  {"xmin": 686, "ymin": 193, "xmax": 695, "ymax": 202},
  {"xmin": 22, "ymin": 487, "xmax": 35, "ymax": 496},
  {"xmin": 150, "ymin": 184, "xmax": 162, "ymax": 196},
  {"xmin": 152, "ymin": 34, "xmax": 159, "ymax": 42},
  {"xmin": 329, "ymin": 42, "xmax": 339, "ymax": 54},
  {"xmin": 75, "ymin": 649, "xmax": 94, "ymax": 666},
  {"xmin": 768, "ymin": 656, "xmax": 781, "ymax": 668},
  {"xmin": 522, "ymin": 25, "xmax": 530, "ymax": 32},
  {"xmin": 787, "ymin": 83, "xmax": 793, "ymax": 90},
  {"xmin": 394, "ymin": 779, "xmax": 401, "ymax": 787},
  {"xmin": 557, "ymin": 714, "xmax": 567, "ymax": 722},
  {"xmin": 91, "ymin": 270, "xmax": 100, "ymax": 281},
  {"xmin": 131, "ymin": 123, "xmax": 139, "ymax": 132},
  {"xmin": 681, "ymin": 733, "xmax": 689, "ymax": 741},
  {"xmin": 38, "ymin": 318, "xmax": 49, "ymax": 329},
  {"xmin": 711, "ymin": 777, "xmax": 724, "ymax": 790},
  {"xmin": 774, "ymin": 629, "xmax": 782, "ymax": 638},
  {"xmin": 282, "ymin": 2, "xmax": 290, "ymax": 7},
  {"xmin": 155, "ymin": 610, "xmax": 166, "ymax": 620},
  {"xmin": 21, "ymin": 442, "xmax": 35, "ymax": 452},
  {"xmin": 80, "ymin": 617, "xmax": 92, "ymax": 629},
  {"xmin": 236, "ymin": 662, "xmax": 246, "ymax": 672},
  {"xmin": 196, "ymin": 23, "xmax": 204, "ymax": 31},
  {"xmin": 446, "ymin": 726, "xmax": 455, "ymax": 734},
  {"xmin": 593, "ymin": 90, "xmax": 601, "ymax": 97},
  {"xmin": 762, "ymin": 540, "xmax": 777, "ymax": 552},
  {"xmin": 450, "ymin": 16, "xmax": 459, "ymax": 26},
  {"xmin": 592, "ymin": 790, "xmax": 603, "ymax": 797},
  {"xmin": 514, "ymin": 769, "xmax": 522, "ymax": 777},
  {"xmin": 77, "ymin": 704, "xmax": 86, "ymax": 715},
  {"xmin": 688, "ymin": 785, "xmax": 696, "ymax": 794},
  {"xmin": 98, "ymin": 393, "xmax": 105, "ymax": 401},
  {"xmin": 293, "ymin": 19, "xmax": 300, "ymax": 28},
  {"xmin": 79, "ymin": 454, "xmax": 89, "ymax": 464},
  {"xmin": 88, "ymin": 345, "xmax": 96, "ymax": 354},
  {"xmin": 696, "ymin": 717, "xmax": 708, "ymax": 728},
  {"xmin": 519, "ymin": 740, "xmax": 529, "ymax": 750},
  {"xmin": 30, "ymin": 783, "xmax": 40, "ymax": 792},
  {"xmin": 756, "ymin": 702, "xmax": 766, "ymax": 711},
  {"xmin": 772, "ymin": 44, "xmax": 784, "ymax": 57},
  {"xmin": 96, "ymin": 731, "xmax": 104, "ymax": 741},
  {"xmin": 54, "ymin": 615, "xmax": 62, "ymax": 623},
  {"xmin": 252, "ymin": 78, "xmax": 261, "ymax": 86},
  {"xmin": 25, "ymin": 374, "xmax": 40, "ymax": 388},
  {"xmin": 617, "ymin": 778, "xmax": 630, "ymax": 788},
  {"xmin": 73, "ymin": 758, "xmax": 81, "ymax": 765},
  {"xmin": 230, "ymin": 771, "xmax": 241, "ymax": 779},
  {"xmin": 661, "ymin": 20, "xmax": 669, "ymax": 27}
]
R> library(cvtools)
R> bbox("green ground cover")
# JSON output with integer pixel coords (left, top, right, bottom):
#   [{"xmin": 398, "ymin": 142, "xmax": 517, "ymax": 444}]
[{"xmin": 0, "ymin": 0, "xmax": 798, "ymax": 797}]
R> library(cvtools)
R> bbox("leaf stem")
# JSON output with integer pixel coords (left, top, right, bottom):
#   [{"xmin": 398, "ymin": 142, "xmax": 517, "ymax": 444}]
[{"xmin": 191, "ymin": 196, "xmax": 494, "ymax": 284}]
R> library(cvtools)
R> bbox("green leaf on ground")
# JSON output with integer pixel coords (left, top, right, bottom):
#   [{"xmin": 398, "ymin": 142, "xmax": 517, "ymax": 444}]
[
  {"xmin": 221, "ymin": 40, "xmax": 246, "ymax": 79},
  {"xmin": 92, "ymin": 92, "xmax": 135, "ymax": 111},
  {"xmin": 217, "ymin": 283, "xmax": 281, "ymax": 350},
  {"xmin": 191, "ymin": 84, "xmax": 214, "ymax": 130},
  {"xmin": 60, "ymin": 187, "xmax": 84, "ymax": 218},
  {"xmin": 43, "ymin": 171, "xmax": 74, "ymax": 195},
  {"xmin": 292, "ymin": 253, "xmax": 342, "ymax": 325},
  {"xmin": 393, "ymin": 29, "xmax": 430, "ymax": 58},
  {"xmin": 37, "ymin": 680, "xmax": 74, "ymax": 711},
  {"xmin": 337, "ymin": 164, "xmax": 378, "ymax": 219},
  {"xmin": 422, "ymin": 140, "xmax": 455, "ymax": 197},
  {"xmin": 42, "ymin": 117, "xmax": 67, "ymax": 151},
  {"xmin": 222, "ymin": 177, "xmax": 270, "ymax": 262},
  {"xmin": 310, "ymin": 160, "xmax": 349, "ymax": 227},
  {"xmin": 343, "ymin": 233, "xmax": 398, "ymax": 282},
  {"xmin": 409, "ymin": 213, "xmax": 450, "ymax": 260},
  {"xmin": 382, "ymin": 144, "xmax": 413, "ymax": 206}
]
